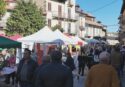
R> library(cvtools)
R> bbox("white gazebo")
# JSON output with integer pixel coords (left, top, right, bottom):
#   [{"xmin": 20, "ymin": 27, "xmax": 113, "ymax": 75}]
[
  {"xmin": 18, "ymin": 26, "xmax": 56, "ymax": 43},
  {"xmin": 53, "ymin": 29, "xmax": 74, "ymax": 45},
  {"xmin": 71, "ymin": 36, "xmax": 87, "ymax": 45}
]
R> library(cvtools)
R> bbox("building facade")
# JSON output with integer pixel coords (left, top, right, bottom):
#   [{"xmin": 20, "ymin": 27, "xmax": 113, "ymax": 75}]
[
  {"xmin": 75, "ymin": 5, "xmax": 86, "ymax": 38},
  {"xmin": 34, "ymin": 0, "xmax": 77, "ymax": 34},
  {"xmin": 0, "ymin": 0, "xmax": 107, "ymax": 38},
  {"xmin": 84, "ymin": 13, "xmax": 107, "ymax": 39},
  {"xmin": 107, "ymin": 32, "xmax": 119, "ymax": 45},
  {"xmin": 75, "ymin": 5, "xmax": 107, "ymax": 39},
  {"xmin": 119, "ymin": 0, "xmax": 125, "ymax": 44}
]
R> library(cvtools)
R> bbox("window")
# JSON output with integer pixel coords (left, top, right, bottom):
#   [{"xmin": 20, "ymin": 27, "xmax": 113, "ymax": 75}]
[
  {"xmin": 68, "ymin": 23, "xmax": 71, "ymax": 33},
  {"xmin": 48, "ymin": 2, "xmax": 51, "ymax": 11},
  {"xmin": 48, "ymin": 19, "xmax": 51, "ymax": 27},
  {"xmin": 58, "ymin": 21, "xmax": 62, "ymax": 27},
  {"xmin": 58, "ymin": 5, "xmax": 62, "ymax": 17},
  {"xmin": 68, "ymin": 8, "xmax": 71, "ymax": 19}
]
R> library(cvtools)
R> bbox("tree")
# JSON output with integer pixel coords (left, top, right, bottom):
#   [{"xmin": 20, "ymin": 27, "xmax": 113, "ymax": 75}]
[
  {"xmin": 0, "ymin": 0, "xmax": 6, "ymax": 20},
  {"xmin": 6, "ymin": 0, "xmax": 45, "ymax": 36},
  {"xmin": 52, "ymin": 24, "xmax": 64, "ymax": 32}
]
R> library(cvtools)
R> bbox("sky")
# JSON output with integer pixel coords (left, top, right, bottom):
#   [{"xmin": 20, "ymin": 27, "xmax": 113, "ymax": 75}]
[{"xmin": 76, "ymin": 0, "xmax": 123, "ymax": 32}]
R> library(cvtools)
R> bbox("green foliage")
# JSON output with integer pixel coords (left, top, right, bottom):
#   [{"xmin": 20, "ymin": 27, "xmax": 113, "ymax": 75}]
[
  {"xmin": 6, "ymin": 0, "xmax": 45, "ymax": 36},
  {"xmin": 52, "ymin": 24, "xmax": 64, "ymax": 32},
  {"xmin": 0, "ymin": 0, "xmax": 6, "ymax": 19}
]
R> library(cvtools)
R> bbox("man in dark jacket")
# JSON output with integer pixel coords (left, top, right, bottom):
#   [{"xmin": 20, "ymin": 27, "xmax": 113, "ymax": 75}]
[
  {"xmin": 35, "ymin": 50, "xmax": 73, "ymax": 87},
  {"xmin": 16, "ymin": 48, "xmax": 38, "ymax": 87}
]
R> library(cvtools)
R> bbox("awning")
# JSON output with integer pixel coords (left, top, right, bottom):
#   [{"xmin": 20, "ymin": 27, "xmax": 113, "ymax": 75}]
[{"xmin": 0, "ymin": 36, "xmax": 21, "ymax": 48}]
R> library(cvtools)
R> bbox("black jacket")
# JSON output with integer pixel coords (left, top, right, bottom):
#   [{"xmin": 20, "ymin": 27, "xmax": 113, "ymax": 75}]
[
  {"xmin": 35, "ymin": 62, "xmax": 73, "ymax": 87},
  {"xmin": 65, "ymin": 57, "xmax": 75, "ymax": 71},
  {"xmin": 16, "ymin": 58, "xmax": 38, "ymax": 83}
]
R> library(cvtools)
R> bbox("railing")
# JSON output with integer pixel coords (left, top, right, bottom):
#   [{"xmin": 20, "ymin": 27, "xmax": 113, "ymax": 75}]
[
  {"xmin": 52, "ymin": 12, "xmax": 77, "ymax": 21},
  {"xmin": 5, "ymin": 0, "xmax": 16, "ymax": 2},
  {"xmin": 52, "ymin": 12, "xmax": 64, "ymax": 18},
  {"xmin": 67, "ymin": 0, "xmax": 74, "ymax": 7},
  {"xmin": 6, "ymin": 2, "xmax": 16, "ymax": 10},
  {"xmin": 42, "ymin": 0, "xmax": 46, "ymax": 15},
  {"xmin": 79, "ymin": 26, "xmax": 85, "ymax": 31}
]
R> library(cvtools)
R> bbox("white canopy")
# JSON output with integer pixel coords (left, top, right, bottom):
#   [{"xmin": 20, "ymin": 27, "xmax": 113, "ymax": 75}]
[
  {"xmin": 18, "ymin": 26, "xmax": 56, "ymax": 43},
  {"xmin": 71, "ymin": 36, "xmax": 88, "ymax": 45},
  {"xmin": 53, "ymin": 30, "xmax": 74, "ymax": 44},
  {"xmin": 107, "ymin": 40, "xmax": 119, "ymax": 45}
]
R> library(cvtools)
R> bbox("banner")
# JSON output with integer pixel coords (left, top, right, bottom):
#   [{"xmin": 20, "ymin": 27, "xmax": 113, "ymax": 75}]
[{"xmin": 36, "ymin": 43, "xmax": 42, "ymax": 65}]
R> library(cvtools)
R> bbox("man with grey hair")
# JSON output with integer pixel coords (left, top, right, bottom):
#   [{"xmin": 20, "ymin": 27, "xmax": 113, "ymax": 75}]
[{"xmin": 85, "ymin": 51, "xmax": 120, "ymax": 87}]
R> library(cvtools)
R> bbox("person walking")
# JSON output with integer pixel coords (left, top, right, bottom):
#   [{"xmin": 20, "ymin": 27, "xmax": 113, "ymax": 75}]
[
  {"xmin": 78, "ymin": 51, "xmax": 86, "ymax": 77},
  {"xmin": 111, "ymin": 46, "xmax": 121, "ymax": 78},
  {"xmin": 87, "ymin": 49, "xmax": 94, "ymax": 69},
  {"xmin": 120, "ymin": 46, "xmax": 125, "ymax": 76},
  {"xmin": 16, "ymin": 48, "xmax": 38, "ymax": 87},
  {"xmin": 85, "ymin": 51, "xmax": 120, "ymax": 87},
  {"xmin": 65, "ymin": 52, "xmax": 75, "ymax": 71},
  {"xmin": 35, "ymin": 50, "xmax": 73, "ymax": 87}
]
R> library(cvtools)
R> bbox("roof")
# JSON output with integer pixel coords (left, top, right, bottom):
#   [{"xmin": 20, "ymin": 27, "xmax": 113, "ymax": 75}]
[
  {"xmin": 85, "ymin": 13, "xmax": 95, "ymax": 18},
  {"xmin": 85, "ymin": 20, "xmax": 103, "ymax": 27},
  {"xmin": 0, "ymin": 35, "xmax": 21, "ymax": 48}
]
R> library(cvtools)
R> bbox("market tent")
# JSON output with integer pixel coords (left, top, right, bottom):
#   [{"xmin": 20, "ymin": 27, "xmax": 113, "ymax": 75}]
[
  {"xmin": 18, "ymin": 26, "xmax": 56, "ymax": 43},
  {"xmin": 9, "ymin": 34, "xmax": 22, "ymax": 41},
  {"xmin": 107, "ymin": 40, "xmax": 119, "ymax": 45},
  {"xmin": 0, "ymin": 36, "xmax": 21, "ymax": 48},
  {"xmin": 71, "ymin": 36, "xmax": 88, "ymax": 45},
  {"xmin": 53, "ymin": 29, "xmax": 74, "ymax": 44},
  {"xmin": 86, "ymin": 38, "xmax": 100, "ymax": 44}
]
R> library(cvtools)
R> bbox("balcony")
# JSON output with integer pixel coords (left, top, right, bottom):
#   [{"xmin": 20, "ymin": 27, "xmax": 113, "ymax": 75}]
[
  {"xmin": 66, "ymin": 15, "xmax": 77, "ymax": 22},
  {"xmin": 52, "ymin": 12, "xmax": 64, "ymax": 20},
  {"xmin": 6, "ymin": 2, "xmax": 16, "ymax": 10},
  {"xmin": 79, "ymin": 26, "xmax": 85, "ymax": 31},
  {"xmin": 41, "ymin": 0, "xmax": 46, "ymax": 15},
  {"xmin": 42, "ymin": 10, "xmax": 47, "ymax": 15},
  {"xmin": 51, "ymin": 0, "xmax": 66, "ymax": 3},
  {"xmin": 5, "ymin": 0, "xmax": 16, "ymax": 2},
  {"xmin": 52, "ymin": 12, "xmax": 77, "ymax": 22},
  {"xmin": 67, "ymin": 0, "xmax": 74, "ymax": 7}
]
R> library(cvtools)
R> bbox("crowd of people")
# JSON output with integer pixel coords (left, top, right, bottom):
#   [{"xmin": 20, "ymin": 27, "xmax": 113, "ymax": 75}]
[
  {"xmin": 0, "ymin": 43, "xmax": 125, "ymax": 87},
  {"xmin": 0, "ymin": 49, "xmax": 16, "ymax": 86}
]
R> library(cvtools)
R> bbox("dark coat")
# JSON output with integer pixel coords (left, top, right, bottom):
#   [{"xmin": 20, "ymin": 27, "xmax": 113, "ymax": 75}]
[
  {"xmin": 78, "ymin": 55, "xmax": 85, "ymax": 67},
  {"xmin": 65, "ymin": 57, "xmax": 75, "ymax": 71},
  {"xmin": 16, "ymin": 58, "xmax": 38, "ymax": 83},
  {"xmin": 35, "ymin": 62, "xmax": 73, "ymax": 87}
]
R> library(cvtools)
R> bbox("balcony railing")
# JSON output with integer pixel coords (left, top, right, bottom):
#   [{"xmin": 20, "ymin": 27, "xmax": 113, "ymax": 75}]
[
  {"xmin": 79, "ymin": 26, "xmax": 85, "ymax": 31},
  {"xmin": 52, "ymin": 12, "xmax": 64, "ymax": 19},
  {"xmin": 67, "ymin": 0, "xmax": 74, "ymax": 7},
  {"xmin": 5, "ymin": 0, "xmax": 16, "ymax": 2},
  {"xmin": 6, "ymin": 2, "xmax": 16, "ymax": 10},
  {"xmin": 41, "ymin": 0, "xmax": 46, "ymax": 15},
  {"xmin": 52, "ymin": 12, "xmax": 77, "ymax": 21}
]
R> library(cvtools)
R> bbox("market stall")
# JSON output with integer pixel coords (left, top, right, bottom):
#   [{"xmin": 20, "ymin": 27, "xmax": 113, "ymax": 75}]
[
  {"xmin": 53, "ymin": 29, "xmax": 74, "ymax": 45},
  {"xmin": 0, "ymin": 36, "xmax": 21, "ymax": 48},
  {"xmin": 18, "ymin": 26, "xmax": 56, "ymax": 43},
  {"xmin": 0, "ymin": 36, "xmax": 21, "ymax": 77}
]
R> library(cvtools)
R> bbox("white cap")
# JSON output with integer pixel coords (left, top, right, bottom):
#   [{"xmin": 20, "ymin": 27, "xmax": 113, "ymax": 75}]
[{"xmin": 99, "ymin": 51, "xmax": 110, "ymax": 60}]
